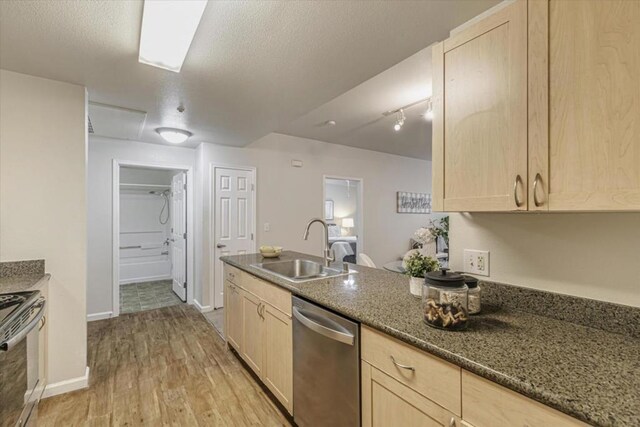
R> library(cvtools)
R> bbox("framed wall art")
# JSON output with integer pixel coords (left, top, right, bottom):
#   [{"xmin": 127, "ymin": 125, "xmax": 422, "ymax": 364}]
[{"xmin": 397, "ymin": 192, "xmax": 431, "ymax": 214}]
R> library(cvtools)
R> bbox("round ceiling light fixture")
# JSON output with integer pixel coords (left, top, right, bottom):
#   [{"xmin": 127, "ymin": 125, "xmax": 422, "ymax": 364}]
[{"xmin": 156, "ymin": 127, "xmax": 192, "ymax": 144}]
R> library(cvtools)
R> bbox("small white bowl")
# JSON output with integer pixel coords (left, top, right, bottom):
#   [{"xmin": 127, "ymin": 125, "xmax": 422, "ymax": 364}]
[{"xmin": 260, "ymin": 246, "xmax": 282, "ymax": 258}]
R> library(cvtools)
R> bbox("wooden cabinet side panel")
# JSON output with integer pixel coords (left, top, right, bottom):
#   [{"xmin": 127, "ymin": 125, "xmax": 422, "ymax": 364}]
[
  {"xmin": 432, "ymin": 41, "xmax": 445, "ymax": 212},
  {"xmin": 548, "ymin": 0, "xmax": 640, "ymax": 211},
  {"xmin": 461, "ymin": 370, "xmax": 588, "ymax": 427}
]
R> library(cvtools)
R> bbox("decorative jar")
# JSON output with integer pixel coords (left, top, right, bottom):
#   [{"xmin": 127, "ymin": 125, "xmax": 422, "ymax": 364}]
[{"xmin": 423, "ymin": 268, "xmax": 469, "ymax": 330}]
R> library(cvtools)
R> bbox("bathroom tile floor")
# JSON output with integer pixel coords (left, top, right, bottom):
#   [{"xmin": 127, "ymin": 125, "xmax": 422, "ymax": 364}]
[{"xmin": 120, "ymin": 279, "xmax": 183, "ymax": 314}]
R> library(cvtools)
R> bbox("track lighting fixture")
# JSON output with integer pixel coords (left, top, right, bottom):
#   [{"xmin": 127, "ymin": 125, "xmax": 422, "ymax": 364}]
[{"xmin": 394, "ymin": 109, "xmax": 406, "ymax": 132}]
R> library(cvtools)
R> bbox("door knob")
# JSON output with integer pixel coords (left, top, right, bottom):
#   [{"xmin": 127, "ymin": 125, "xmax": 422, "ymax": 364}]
[{"xmin": 217, "ymin": 243, "xmax": 226, "ymax": 248}]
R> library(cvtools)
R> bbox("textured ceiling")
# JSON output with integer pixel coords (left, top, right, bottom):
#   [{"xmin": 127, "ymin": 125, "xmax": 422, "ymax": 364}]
[
  {"xmin": 0, "ymin": 0, "xmax": 499, "ymax": 148},
  {"xmin": 280, "ymin": 47, "xmax": 434, "ymax": 160}
]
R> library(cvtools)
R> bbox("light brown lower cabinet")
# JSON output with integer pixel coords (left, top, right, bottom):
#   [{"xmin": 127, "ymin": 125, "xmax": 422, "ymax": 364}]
[
  {"xmin": 362, "ymin": 361, "xmax": 460, "ymax": 427},
  {"xmin": 461, "ymin": 370, "xmax": 588, "ymax": 427},
  {"xmin": 262, "ymin": 304, "xmax": 293, "ymax": 412},
  {"xmin": 240, "ymin": 289, "xmax": 264, "ymax": 376},
  {"xmin": 223, "ymin": 268, "xmax": 293, "ymax": 414},
  {"xmin": 224, "ymin": 280, "xmax": 242, "ymax": 351},
  {"xmin": 362, "ymin": 326, "xmax": 588, "ymax": 427}
]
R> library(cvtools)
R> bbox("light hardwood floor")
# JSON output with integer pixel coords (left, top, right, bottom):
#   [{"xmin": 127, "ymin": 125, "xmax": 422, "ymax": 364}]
[{"xmin": 38, "ymin": 305, "xmax": 291, "ymax": 426}]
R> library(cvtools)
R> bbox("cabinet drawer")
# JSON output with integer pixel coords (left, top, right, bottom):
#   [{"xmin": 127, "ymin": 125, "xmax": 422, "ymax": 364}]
[
  {"xmin": 461, "ymin": 370, "xmax": 587, "ymax": 427},
  {"xmin": 362, "ymin": 362, "xmax": 459, "ymax": 427},
  {"xmin": 243, "ymin": 273, "xmax": 291, "ymax": 316},
  {"xmin": 224, "ymin": 265, "xmax": 241, "ymax": 285},
  {"xmin": 361, "ymin": 326, "xmax": 461, "ymax": 415}
]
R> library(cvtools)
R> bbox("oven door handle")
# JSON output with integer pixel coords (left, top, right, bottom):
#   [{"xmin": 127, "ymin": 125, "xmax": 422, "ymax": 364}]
[{"xmin": 0, "ymin": 298, "xmax": 46, "ymax": 352}]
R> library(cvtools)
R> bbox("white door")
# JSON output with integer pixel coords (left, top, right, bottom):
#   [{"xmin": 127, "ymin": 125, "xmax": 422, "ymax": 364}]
[
  {"xmin": 214, "ymin": 167, "xmax": 255, "ymax": 308},
  {"xmin": 171, "ymin": 172, "xmax": 187, "ymax": 301}
]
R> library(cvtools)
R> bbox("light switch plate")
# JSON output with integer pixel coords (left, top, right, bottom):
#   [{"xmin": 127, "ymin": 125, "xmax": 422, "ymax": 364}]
[
  {"xmin": 264, "ymin": 222, "xmax": 271, "ymax": 232},
  {"xmin": 463, "ymin": 249, "xmax": 490, "ymax": 276}
]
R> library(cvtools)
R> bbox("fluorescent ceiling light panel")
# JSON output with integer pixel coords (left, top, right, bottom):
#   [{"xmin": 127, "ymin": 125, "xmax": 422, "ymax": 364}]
[{"xmin": 139, "ymin": 0, "xmax": 208, "ymax": 72}]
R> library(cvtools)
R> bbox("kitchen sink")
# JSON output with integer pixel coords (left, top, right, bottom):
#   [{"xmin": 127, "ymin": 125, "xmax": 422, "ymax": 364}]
[{"xmin": 251, "ymin": 259, "xmax": 353, "ymax": 283}]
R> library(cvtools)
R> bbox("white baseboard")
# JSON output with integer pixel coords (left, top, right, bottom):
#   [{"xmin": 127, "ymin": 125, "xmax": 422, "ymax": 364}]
[
  {"xmin": 42, "ymin": 366, "xmax": 90, "ymax": 398},
  {"xmin": 119, "ymin": 275, "xmax": 172, "ymax": 285},
  {"xmin": 193, "ymin": 299, "xmax": 213, "ymax": 313},
  {"xmin": 87, "ymin": 311, "xmax": 113, "ymax": 322}
]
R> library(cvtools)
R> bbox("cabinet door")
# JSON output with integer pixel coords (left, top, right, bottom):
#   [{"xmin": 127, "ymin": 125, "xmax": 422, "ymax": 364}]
[
  {"xmin": 224, "ymin": 280, "xmax": 243, "ymax": 351},
  {"xmin": 432, "ymin": 0, "xmax": 528, "ymax": 212},
  {"xmin": 539, "ymin": 0, "xmax": 640, "ymax": 211},
  {"xmin": 241, "ymin": 290, "xmax": 264, "ymax": 375},
  {"xmin": 461, "ymin": 370, "xmax": 587, "ymax": 427},
  {"xmin": 362, "ymin": 362, "xmax": 459, "ymax": 427},
  {"xmin": 262, "ymin": 304, "xmax": 293, "ymax": 414}
]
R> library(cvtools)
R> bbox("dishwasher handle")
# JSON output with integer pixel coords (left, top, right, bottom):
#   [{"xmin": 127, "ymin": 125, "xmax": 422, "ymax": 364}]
[{"xmin": 293, "ymin": 306, "xmax": 354, "ymax": 346}]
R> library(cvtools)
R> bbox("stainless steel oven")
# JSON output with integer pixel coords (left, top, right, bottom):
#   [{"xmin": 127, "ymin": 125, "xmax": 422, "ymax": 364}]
[{"xmin": 0, "ymin": 291, "xmax": 46, "ymax": 427}]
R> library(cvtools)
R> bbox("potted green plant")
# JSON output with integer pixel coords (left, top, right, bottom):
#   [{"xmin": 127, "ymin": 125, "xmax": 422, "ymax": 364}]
[{"xmin": 404, "ymin": 251, "xmax": 440, "ymax": 298}]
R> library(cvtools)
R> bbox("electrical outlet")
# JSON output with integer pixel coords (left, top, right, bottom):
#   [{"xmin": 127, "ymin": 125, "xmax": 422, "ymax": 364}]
[
  {"xmin": 463, "ymin": 249, "xmax": 490, "ymax": 276},
  {"xmin": 264, "ymin": 222, "xmax": 271, "ymax": 232}
]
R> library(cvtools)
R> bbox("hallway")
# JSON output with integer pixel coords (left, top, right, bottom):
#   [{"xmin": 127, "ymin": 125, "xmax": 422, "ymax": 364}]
[{"xmin": 38, "ymin": 305, "xmax": 290, "ymax": 426}]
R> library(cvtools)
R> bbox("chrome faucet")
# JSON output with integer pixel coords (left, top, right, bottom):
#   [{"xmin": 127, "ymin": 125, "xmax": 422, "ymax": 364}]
[{"xmin": 302, "ymin": 218, "xmax": 335, "ymax": 267}]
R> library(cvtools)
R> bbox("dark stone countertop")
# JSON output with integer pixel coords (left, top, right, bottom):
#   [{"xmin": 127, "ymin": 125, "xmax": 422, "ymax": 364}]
[
  {"xmin": 0, "ymin": 273, "xmax": 50, "ymax": 293},
  {"xmin": 221, "ymin": 251, "xmax": 640, "ymax": 427}
]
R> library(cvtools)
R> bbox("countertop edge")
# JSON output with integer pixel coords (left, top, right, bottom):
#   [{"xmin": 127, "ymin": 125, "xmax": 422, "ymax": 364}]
[
  {"xmin": 221, "ymin": 256, "xmax": 604, "ymax": 426},
  {"xmin": 0, "ymin": 273, "xmax": 51, "ymax": 294}
]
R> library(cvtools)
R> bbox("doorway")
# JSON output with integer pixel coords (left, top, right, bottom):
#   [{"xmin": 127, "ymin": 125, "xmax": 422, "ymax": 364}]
[
  {"xmin": 211, "ymin": 165, "xmax": 256, "ymax": 315},
  {"xmin": 323, "ymin": 176, "xmax": 364, "ymax": 264},
  {"xmin": 112, "ymin": 160, "xmax": 194, "ymax": 317}
]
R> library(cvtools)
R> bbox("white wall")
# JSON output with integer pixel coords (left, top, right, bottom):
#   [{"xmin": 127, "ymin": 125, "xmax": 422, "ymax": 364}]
[
  {"xmin": 197, "ymin": 132, "xmax": 435, "ymax": 306},
  {"xmin": 449, "ymin": 213, "xmax": 640, "ymax": 307},
  {"xmin": 87, "ymin": 136, "xmax": 196, "ymax": 316},
  {"xmin": 0, "ymin": 70, "xmax": 88, "ymax": 386}
]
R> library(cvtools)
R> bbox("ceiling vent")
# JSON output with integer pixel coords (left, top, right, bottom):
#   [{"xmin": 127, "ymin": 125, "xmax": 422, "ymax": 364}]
[{"xmin": 87, "ymin": 102, "xmax": 147, "ymax": 140}]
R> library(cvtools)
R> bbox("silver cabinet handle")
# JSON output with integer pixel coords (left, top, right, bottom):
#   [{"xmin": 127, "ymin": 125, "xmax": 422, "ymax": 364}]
[
  {"xmin": 449, "ymin": 417, "xmax": 456, "ymax": 427},
  {"xmin": 217, "ymin": 243, "xmax": 226, "ymax": 248},
  {"xmin": 390, "ymin": 355, "xmax": 415, "ymax": 372},
  {"xmin": 39, "ymin": 315, "xmax": 46, "ymax": 331},
  {"xmin": 293, "ymin": 306, "xmax": 354, "ymax": 345},
  {"xmin": 513, "ymin": 175, "xmax": 524, "ymax": 207},
  {"xmin": 256, "ymin": 302, "xmax": 261, "ymax": 318},
  {"xmin": 259, "ymin": 303, "xmax": 265, "ymax": 318},
  {"xmin": 533, "ymin": 172, "xmax": 544, "ymax": 207}
]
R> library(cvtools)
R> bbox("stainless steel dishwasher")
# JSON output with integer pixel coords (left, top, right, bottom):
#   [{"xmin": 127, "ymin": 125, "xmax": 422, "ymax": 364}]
[{"xmin": 292, "ymin": 296, "xmax": 360, "ymax": 426}]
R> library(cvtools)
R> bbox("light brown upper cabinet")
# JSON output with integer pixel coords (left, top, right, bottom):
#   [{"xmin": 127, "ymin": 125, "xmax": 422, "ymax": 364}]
[
  {"xmin": 433, "ymin": 0, "xmax": 640, "ymax": 212},
  {"xmin": 432, "ymin": 0, "xmax": 528, "ymax": 212},
  {"xmin": 537, "ymin": 0, "xmax": 640, "ymax": 211}
]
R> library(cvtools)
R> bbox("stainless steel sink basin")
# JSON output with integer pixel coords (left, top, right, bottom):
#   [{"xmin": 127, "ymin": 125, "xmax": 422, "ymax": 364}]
[{"xmin": 251, "ymin": 259, "xmax": 353, "ymax": 283}]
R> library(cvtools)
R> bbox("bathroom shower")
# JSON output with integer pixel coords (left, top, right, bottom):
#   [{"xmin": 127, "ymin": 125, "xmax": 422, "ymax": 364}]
[{"xmin": 150, "ymin": 190, "xmax": 170, "ymax": 224}]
